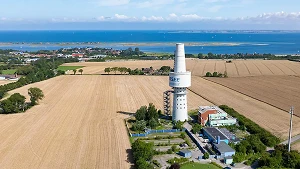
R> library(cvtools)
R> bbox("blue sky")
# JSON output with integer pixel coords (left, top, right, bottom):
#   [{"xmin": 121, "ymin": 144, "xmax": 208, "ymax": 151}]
[{"xmin": 0, "ymin": 0, "xmax": 300, "ymax": 30}]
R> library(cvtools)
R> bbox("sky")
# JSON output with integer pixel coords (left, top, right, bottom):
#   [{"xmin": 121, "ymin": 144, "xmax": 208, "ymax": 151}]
[{"xmin": 0, "ymin": 0, "xmax": 300, "ymax": 30}]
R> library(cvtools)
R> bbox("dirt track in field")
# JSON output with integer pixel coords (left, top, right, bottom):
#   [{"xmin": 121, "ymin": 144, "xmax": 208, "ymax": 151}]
[
  {"xmin": 64, "ymin": 59, "xmax": 300, "ymax": 77},
  {"xmin": 0, "ymin": 75, "xmax": 210, "ymax": 169}
]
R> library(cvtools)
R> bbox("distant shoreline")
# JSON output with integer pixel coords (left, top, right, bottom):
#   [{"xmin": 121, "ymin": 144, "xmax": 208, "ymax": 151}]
[{"xmin": 0, "ymin": 42, "xmax": 243, "ymax": 47}]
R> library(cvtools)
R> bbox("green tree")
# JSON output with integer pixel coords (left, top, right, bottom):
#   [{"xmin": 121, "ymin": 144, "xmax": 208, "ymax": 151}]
[
  {"xmin": 191, "ymin": 123, "xmax": 202, "ymax": 134},
  {"xmin": 1, "ymin": 99, "xmax": 14, "ymax": 114},
  {"xmin": 146, "ymin": 103, "xmax": 158, "ymax": 121},
  {"xmin": 132, "ymin": 120, "xmax": 147, "ymax": 132},
  {"xmin": 205, "ymin": 72, "xmax": 212, "ymax": 77},
  {"xmin": 132, "ymin": 139, "xmax": 154, "ymax": 161},
  {"xmin": 9, "ymin": 93, "xmax": 26, "ymax": 112},
  {"xmin": 198, "ymin": 53, "xmax": 204, "ymax": 59},
  {"xmin": 135, "ymin": 106, "xmax": 147, "ymax": 121},
  {"xmin": 173, "ymin": 121, "xmax": 184, "ymax": 130},
  {"xmin": 212, "ymin": 72, "xmax": 218, "ymax": 77},
  {"xmin": 207, "ymin": 52, "xmax": 214, "ymax": 58},
  {"xmin": 112, "ymin": 67, "xmax": 118, "ymax": 74},
  {"xmin": 104, "ymin": 67, "xmax": 111, "ymax": 74},
  {"xmin": 136, "ymin": 158, "xmax": 152, "ymax": 169},
  {"xmin": 149, "ymin": 118, "xmax": 158, "ymax": 129},
  {"xmin": 171, "ymin": 145, "xmax": 177, "ymax": 152},
  {"xmin": 78, "ymin": 69, "xmax": 83, "ymax": 75},
  {"xmin": 203, "ymin": 152, "xmax": 209, "ymax": 159},
  {"xmin": 28, "ymin": 87, "xmax": 44, "ymax": 105},
  {"xmin": 72, "ymin": 69, "xmax": 77, "ymax": 75}
]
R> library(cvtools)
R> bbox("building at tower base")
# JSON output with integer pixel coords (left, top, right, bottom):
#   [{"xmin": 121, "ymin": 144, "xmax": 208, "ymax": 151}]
[{"xmin": 169, "ymin": 43, "xmax": 191, "ymax": 121}]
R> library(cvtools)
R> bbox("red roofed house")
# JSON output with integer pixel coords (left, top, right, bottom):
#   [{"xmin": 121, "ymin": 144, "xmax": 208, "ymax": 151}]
[
  {"xmin": 198, "ymin": 106, "xmax": 237, "ymax": 127},
  {"xmin": 198, "ymin": 107, "xmax": 217, "ymax": 126},
  {"xmin": 72, "ymin": 53, "xmax": 84, "ymax": 58}
]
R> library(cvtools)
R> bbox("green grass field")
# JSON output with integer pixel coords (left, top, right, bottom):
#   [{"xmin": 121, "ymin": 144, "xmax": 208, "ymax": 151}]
[
  {"xmin": 181, "ymin": 163, "xmax": 220, "ymax": 169},
  {"xmin": 57, "ymin": 66, "xmax": 84, "ymax": 71},
  {"xmin": 2, "ymin": 69, "xmax": 17, "ymax": 75}
]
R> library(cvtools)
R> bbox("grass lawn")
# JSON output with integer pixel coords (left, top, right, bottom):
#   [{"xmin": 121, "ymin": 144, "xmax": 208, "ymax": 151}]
[
  {"xmin": 57, "ymin": 66, "xmax": 84, "ymax": 71},
  {"xmin": 2, "ymin": 69, "xmax": 17, "ymax": 75},
  {"xmin": 181, "ymin": 163, "xmax": 220, "ymax": 169}
]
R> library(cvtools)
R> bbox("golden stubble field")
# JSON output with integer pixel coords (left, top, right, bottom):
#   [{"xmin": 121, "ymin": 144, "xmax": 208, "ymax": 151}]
[
  {"xmin": 189, "ymin": 76, "xmax": 300, "ymax": 139},
  {"xmin": 63, "ymin": 59, "xmax": 300, "ymax": 139},
  {"xmin": 0, "ymin": 75, "xmax": 210, "ymax": 169},
  {"xmin": 206, "ymin": 75, "xmax": 300, "ymax": 116},
  {"xmin": 65, "ymin": 59, "xmax": 300, "ymax": 77}
]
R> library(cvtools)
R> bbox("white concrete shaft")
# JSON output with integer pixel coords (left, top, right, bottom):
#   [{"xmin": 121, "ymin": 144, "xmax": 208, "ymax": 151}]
[
  {"xmin": 174, "ymin": 43, "xmax": 186, "ymax": 73},
  {"xmin": 172, "ymin": 87, "xmax": 188, "ymax": 121}
]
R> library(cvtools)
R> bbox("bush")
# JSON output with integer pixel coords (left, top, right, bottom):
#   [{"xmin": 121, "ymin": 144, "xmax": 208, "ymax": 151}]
[
  {"xmin": 191, "ymin": 123, "xmax": 202, "ymax": 134},
  {"xmin": 167, "ymin": 157, "xmax": 188, "ymax": 164},
  {"xmin": 203, "ymin": 152, "xmax": 209, "ymax": 159},
  {"xmin": 205, "ymin": 72, "xmax": 212, "ymax": 77}
]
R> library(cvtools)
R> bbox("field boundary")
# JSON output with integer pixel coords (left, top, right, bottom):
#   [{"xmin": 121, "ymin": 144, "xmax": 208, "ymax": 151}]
[
  {"xmin": 187, "ymin": 87, "xmax": 216, "ymax": 105},
  {"xmin": 201, "ymin": 77, "xmax": 297, "ymax": 117}
]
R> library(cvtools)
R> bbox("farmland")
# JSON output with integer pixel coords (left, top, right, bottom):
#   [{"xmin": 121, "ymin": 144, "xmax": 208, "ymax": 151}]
[
  {"xmin": 57, "ymin": 66, "xmax": 84, "ymax": 71},
  {"xmin": 62, "ymin": 59, "xmax": 300, "ymax": 139},
  {"xmin": 189, "ymin": 76, "xmax": 300, "ymax": 139},
  {"xmin": 64, "ymin": 59, "xmax": 300, "ymax": 77},
  {"xmin": 0, "ymin": 75, "xmax": 210, "ymax": 169},
  {"xmin": 0, "ymin": 80, "xmax": 14, "ymax": 85},
  {"xmin": 0, "ymin": 59, "xmax": 300, "ymax": 168},
  {"xmin": 206, "ymin": 75, "xmax": 300, "ymax": 116}
]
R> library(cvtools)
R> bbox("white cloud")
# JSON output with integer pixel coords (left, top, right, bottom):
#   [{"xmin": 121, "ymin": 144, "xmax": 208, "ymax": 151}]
[
  {"xmin": 114, "ymin": 14, "xmax": 129, "ymax": 20},
  {"xmin": 169, "ymin": 13, "xmax": 177, "ymax": 17},
  {"xmin": 96, "ymin": 0, "xmax": 130, "ymax": 6},
  {"xmin": 142, "ymin": 16, "xmax": 164, "ymax": 21}
]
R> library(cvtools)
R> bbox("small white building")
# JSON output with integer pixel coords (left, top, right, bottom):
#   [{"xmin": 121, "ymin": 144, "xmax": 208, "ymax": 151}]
[{"xmin": 198, "ymin": 106, "xmax": 237, "ymax": 127}]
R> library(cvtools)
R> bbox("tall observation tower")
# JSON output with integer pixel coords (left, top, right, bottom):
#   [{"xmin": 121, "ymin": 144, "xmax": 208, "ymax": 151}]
[{"xmin": 169, "ymin": 43, "xmax": 191, "ymax": 121}]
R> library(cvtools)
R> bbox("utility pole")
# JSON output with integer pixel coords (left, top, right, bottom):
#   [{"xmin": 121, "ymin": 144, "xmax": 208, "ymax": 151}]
[{"xmin": 288, "ymin": 106, "xmax": 294, "ymax": 152}]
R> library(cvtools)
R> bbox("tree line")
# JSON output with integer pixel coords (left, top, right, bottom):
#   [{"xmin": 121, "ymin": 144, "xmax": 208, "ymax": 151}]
[
  {"xmin": 104, "ymin": 66, "xmax": 172, "ymax": 75},
  {"xmin": 205, "ymin": 71, "xmax": 228, "ymax": 78},
  {"xmin": 0, "ymin": 57, "xmax": 79, "ymax": 99},
  {"xmin": 0, "ymin": 87, "xmax": 44, "ymax": 114}
]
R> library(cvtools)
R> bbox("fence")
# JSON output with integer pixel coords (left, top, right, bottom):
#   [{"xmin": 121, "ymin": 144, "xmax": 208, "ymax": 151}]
[{"xmin": 130, "ymin": 129, "xmax": 181, "ymax": 137}]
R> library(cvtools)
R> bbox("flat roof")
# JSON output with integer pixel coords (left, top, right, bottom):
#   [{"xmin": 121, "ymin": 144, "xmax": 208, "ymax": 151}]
[
  {"xmin": 203, "ymin": 127, "xmax": 228, "ymax": 141},
  {"xmin": 199, "ymin": 106, "xmax": 226, "ymax": 115},
  {"xmin": 213, "ymin": 142, "xmax": 235, "ymax": 154},
  {"xmin": 180, "ymin": 149, "xmax": 191, "ymax": 154}
]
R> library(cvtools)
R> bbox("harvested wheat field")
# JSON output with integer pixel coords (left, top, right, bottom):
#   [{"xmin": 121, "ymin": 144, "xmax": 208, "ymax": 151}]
[
  {"xmin": 64, "ymin": 59, "xmax": 300, "ymax": 77},
  {"xmin": 189, "ymin": 76, "xmax": 300, "ymax": 140},
  {"xmin": 292, "ymin": 141, "xmax": 300, "ymax": 151},
  {"xmin": 206, "ymin": 76, "xmax": 300, "ymax": 116},
  {"xmin": 0, "ymin": 75, "xmax": 210, "ymax": 169},
  {"xmin": 0, "ymin": 80, "xmax": 14, "ymax": 85}
]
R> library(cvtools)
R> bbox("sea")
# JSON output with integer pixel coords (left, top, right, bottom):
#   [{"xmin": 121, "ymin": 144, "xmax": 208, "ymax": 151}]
[{"xmin": 0, "ymin": 30, "xmax": 300, "ymax": 54}]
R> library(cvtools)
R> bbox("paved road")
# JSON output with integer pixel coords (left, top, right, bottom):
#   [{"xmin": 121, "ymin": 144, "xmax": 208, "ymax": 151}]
[{"xmin": 281, "ymin": 134, "xmax": 300, "ymax": 144}]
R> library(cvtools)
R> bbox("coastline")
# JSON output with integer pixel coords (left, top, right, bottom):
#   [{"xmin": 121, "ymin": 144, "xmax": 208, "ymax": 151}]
[{"xmin": 0, "ymin": 42, "xmax": 242, "ymax": 47}]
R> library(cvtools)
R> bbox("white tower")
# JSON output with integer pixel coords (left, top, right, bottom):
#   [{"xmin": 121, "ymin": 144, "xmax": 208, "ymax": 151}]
[{"xmin": 169, "ymin": 43, "xmax": 191, "ymax": 121}]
